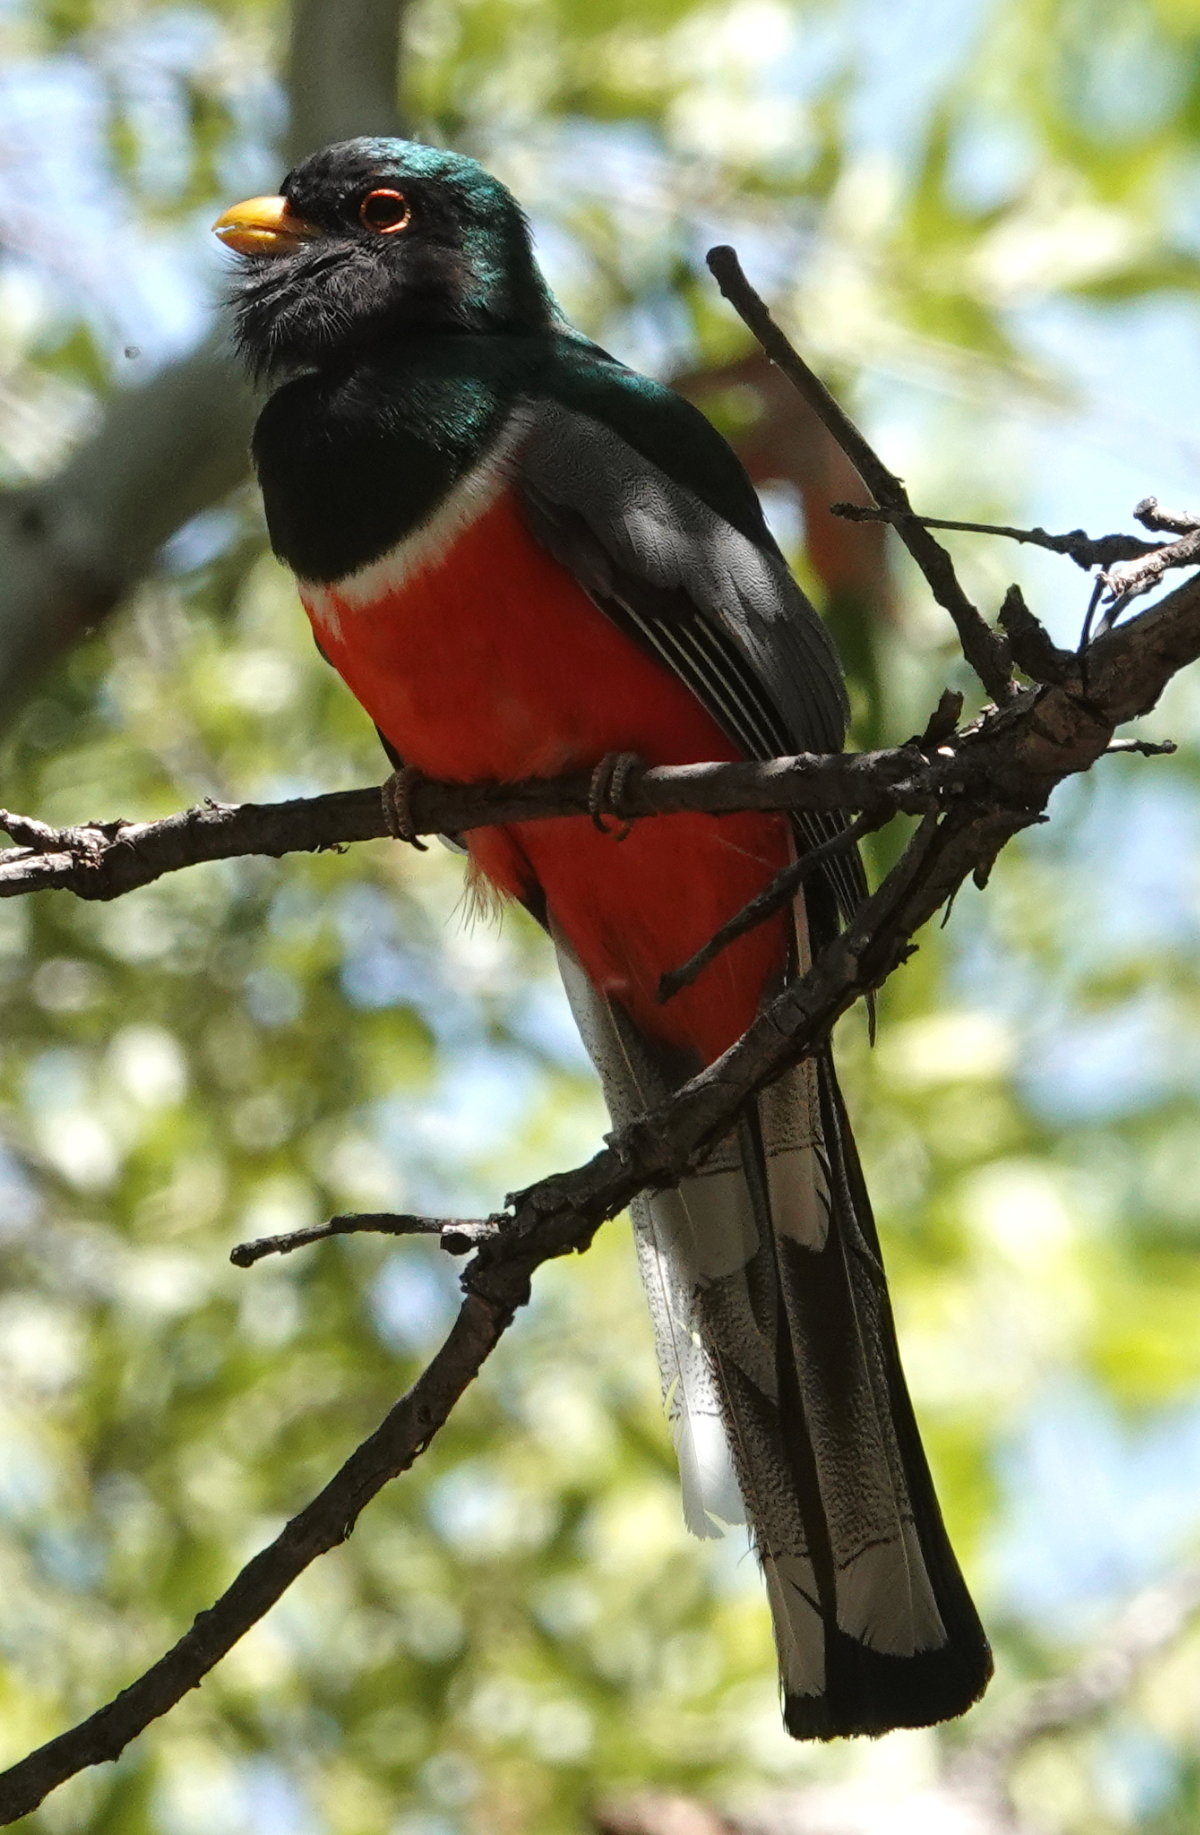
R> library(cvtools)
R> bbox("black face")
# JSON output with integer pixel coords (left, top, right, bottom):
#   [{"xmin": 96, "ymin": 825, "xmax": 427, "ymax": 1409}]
[{"xmin": 224, "ymin": 138, "xmax": 555, "ymax": 379}]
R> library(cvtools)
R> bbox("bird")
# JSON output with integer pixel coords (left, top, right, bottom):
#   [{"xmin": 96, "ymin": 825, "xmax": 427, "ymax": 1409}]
[{"xmin": 214, "ymin": 138, "xmax": 992, "ymax": 1739}]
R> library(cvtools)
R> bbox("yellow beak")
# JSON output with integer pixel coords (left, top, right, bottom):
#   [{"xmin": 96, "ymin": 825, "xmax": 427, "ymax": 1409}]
[{"xmin": 212, "ymin": 196, "xmax": 318, "ymax": 256}]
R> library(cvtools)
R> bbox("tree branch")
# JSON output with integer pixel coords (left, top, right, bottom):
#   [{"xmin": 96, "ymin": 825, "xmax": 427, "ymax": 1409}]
[
  {"xmin": 1101, "ymin": 521, "xmax": 1200, "ymax": 603},
  {"xmin": 0, "ymin": 1286, "xmax": 513, "ymax": 1826},
  {"xmin": 4, "ymin": 192, "xmax": 1199, "ymax": 1819},
  {"xmin": 831, "ymin": 499, "xmax": 1164, "ymax": 573},
  {"xmin": 705, "ymin": 246, "xmax": 1017, "ymax": 707},
  {"xmin": 0, "ymin": 693, "xmax": 1170, "ymax": 908},
  {"xmin": 656, "ymin": 810, "xmax": 884, "ymax": 1003},
  {"xmin": 0, "ymin": 811, "xmax": 980, "ymax": 1822},
  {"xmin": 0, "ymin": 751, "xmax": 942, "ymax": 902},
  {"xmin": 0, "ymin": 573, "xmax": 1186, "ymax": 912},
  {"xmin": 0, "ymin": 340, "xmax": 256, "ymax": 727},
  {"xmin": 229, "ymin": 1211, "xmax": 500, "ymax": 1267},
  {"xmin": 0, "ymin": 0, "xmax": 410, "ymax": 729},
  {"xmin": 832, "ymin": 494, "xmax": 1200, "ymax": 622},
  {"xmin": 0, "ymin": 562, "xmax": 1196, "ymax": 1821},
  {"xmin": 286, "ymin": 0, "xmax": 409, "ymax": 164}
]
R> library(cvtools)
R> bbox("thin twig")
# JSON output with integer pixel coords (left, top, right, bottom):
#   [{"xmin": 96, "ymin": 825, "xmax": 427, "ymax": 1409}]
[
  {"xmin": 1101, "ymin": 526, "xmax": 1200, "ymax": 602},
  {"xmin": 833, "ymin": 495, "xmax": 1200, "ymax": 615},
  {"xmin": 832, "ymin": 501, "xmax": 1162, "ymax": 572},
  {"xmin": 919, "ymin": 688, "xmax": 964, "ymax": 746},
  {"xmin": 705, "ymin": 245, "xmax": 1016, "ymax": 707},
  {"xmin": 1106, "ymin": 737, "xmax": 1177, "ymax": 757},
  {"xmin": 1135, "ymin": 496, "xmax": 1200, "ymax": 536},
  {"xmin": 1079, "ymin": 574, "xmax": 1107, "ymax": 662},
  {"xmin": 996, "ymin": 583, "xmax": 1077, "ymax": 687},
  {"xmin": 658, "ymin": 813, "xmax": 881, "ymax": 1003},
  {"xmin": 230, "ymin": 1212, "xmax": 502, "ymax": 1267}
]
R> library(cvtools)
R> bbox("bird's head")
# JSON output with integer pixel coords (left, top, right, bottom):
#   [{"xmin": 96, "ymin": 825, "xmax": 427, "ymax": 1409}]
[{"xmin": 215, "ymin": 138, "xmax": 555, "ymax": 378}]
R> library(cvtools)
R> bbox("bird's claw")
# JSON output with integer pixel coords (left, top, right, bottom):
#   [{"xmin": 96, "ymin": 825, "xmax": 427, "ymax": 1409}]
[
  {"xmin": 381, "ymin": 764, "xmax": 429, "ymax": 850},
  {"xmin": 588, "ymin": 751, "xmax": 642, "ymax": 840}
]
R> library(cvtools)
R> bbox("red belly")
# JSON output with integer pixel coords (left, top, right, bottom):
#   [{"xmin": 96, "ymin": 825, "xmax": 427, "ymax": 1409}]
[{"xmin": 303, "ymin": 488, "xmax": 791, "ymax": 1064}]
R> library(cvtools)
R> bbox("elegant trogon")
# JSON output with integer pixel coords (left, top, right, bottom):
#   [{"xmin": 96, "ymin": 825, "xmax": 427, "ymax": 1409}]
[{"xmin": 214, "ymin": 139, "xmax": 991, "ymax": 1739}]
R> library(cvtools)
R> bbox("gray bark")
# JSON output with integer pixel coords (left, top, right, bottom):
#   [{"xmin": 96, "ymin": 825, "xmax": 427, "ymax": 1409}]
[
  {"xmin": 0, "ymin": 0, "xmax": 410, "ymax": 730},
  {"xmin": 286, "ymin": 0, "xmax": 408, "ymax": 164}
]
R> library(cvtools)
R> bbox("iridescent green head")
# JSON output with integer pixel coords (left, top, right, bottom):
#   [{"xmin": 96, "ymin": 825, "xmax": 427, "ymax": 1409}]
[{"xmin": 215, "ymin": 137, "xmax": 556, "ymax": 375}]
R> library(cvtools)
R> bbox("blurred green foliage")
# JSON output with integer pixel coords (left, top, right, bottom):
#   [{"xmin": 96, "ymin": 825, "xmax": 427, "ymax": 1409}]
[{"xmin": 5, "ymin": 0, "xmax": 1200, "ymax": 1831}]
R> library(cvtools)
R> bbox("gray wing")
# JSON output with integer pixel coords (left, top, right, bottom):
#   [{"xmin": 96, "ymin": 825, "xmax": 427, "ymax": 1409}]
[{"xmin": 512, "ymin": 396, "xmax": 865, "ymax": 928}]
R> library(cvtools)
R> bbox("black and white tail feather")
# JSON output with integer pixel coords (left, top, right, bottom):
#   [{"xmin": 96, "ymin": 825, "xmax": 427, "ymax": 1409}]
[{"xmin": 553, "ymin": 908, "xmax": 991, "ymax": 1739}]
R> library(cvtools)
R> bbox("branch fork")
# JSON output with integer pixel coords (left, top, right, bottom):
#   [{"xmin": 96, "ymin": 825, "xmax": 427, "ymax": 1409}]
[{"xmin": 832, "ymin": 490, "xmax": 1200, "ymax": 646}]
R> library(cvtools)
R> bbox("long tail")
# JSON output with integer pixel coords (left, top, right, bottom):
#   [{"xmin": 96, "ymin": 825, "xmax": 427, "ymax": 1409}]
[{"xmin": 553, "ymin": 930, "xmax": 992, "ymax": 1738}]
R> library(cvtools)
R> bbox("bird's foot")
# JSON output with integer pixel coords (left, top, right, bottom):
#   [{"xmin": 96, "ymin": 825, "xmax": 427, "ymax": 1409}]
[
  {"xmin": 381, "ymin": 764, "xmax": 429, "ymax": 850},
  {"xmin": 588, "ymin": 751, "xmax": 642, "ymax": 840}
]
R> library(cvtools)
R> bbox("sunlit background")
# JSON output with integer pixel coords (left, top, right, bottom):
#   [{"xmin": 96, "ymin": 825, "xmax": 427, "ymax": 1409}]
[{"xmin": 2, "ymin": 0, "xmax": 1200, "ymax": 1829}]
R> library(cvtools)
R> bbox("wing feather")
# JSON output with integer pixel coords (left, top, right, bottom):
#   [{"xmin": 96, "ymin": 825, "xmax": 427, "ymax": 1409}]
[{"xmin": 513, "ymin": 398, "xmax": 866, "ymax": 927}]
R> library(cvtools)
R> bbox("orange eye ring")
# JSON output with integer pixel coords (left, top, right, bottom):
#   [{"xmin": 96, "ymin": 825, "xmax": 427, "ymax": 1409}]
[{"xmin": 359, "ymin": 188, "xmax": 411, "ymax": 234}]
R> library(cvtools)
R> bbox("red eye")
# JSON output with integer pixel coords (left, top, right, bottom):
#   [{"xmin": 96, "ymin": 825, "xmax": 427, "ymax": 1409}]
[{"xmin": 359, "ymin": 189, "xmax": 410, "ymax": 234}]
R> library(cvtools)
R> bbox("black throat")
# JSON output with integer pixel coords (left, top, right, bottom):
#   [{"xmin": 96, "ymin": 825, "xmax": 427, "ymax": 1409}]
[{"xmin": 251, "ymin": 336, "xmax": 539, "ymax": 584}]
